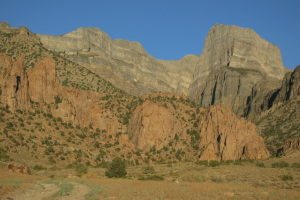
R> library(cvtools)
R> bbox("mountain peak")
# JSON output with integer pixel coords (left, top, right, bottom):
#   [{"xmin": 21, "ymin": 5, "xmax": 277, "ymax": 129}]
[{"xmin": 201, "ymin": 24, "xmax": 287, "ymax": 79}]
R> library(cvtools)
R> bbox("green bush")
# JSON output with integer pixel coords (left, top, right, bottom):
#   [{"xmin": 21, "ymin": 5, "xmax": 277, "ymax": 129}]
[
  {"xmin": 0, "ymin": 148, "xmax": 10, "ymax": 162},
  {"xmin": 75, "ymin": 164, "xmax": 88, "ymax": 176},
  {"xmin": 195, "ymin": 160, "xmax": 220, "ymax": 167},
  {"xmin": 33, "ymin": 165, "xmax": 47, "ymax": 171},
  {"xmin": 105, "ymin": 157, "xmax": 127, "ymax": 178},
  {"xmin": 255, "ymin": 162, "xmax": 265, "ymax": 168},
  {"xmin": 280, "ymin": 175, "xmax": 293, "ymax": 181},
  {"xmin": 195, "ymin": 160, "xmax": 208, "ymax": 166},
  {"xmin": 291, "ymin": 162, "xmax": 300, "ymax": 168},
  {"xmin": 54, "ymin": 96, "xmax": 63, "ymax": 104},
  {"xmin": 271, "ymin": 161, "xmax": 289, "ymax": 168},
  {"xmin": 209, "ymin": 160, "xmax": 220, "ymax": 167},
  {"xmin": 143, "ymin": 166, "xmax": 155, "ymax": 174},
  {"xmin": 138, "ymin": 175, "xmax": 164, "ymax": 181}
]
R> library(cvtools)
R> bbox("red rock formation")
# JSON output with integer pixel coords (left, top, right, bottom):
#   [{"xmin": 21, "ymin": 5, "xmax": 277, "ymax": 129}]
[
  {"xmin": 7, "ymin": 163, "xmax": 31, "ymax": 175},
  {"xmin": 0, "ymin": 53, "xmax": 270, "ymax": 161},
  {"xmin": 27, "ymin": 57, "xmax": 58, "ymax": 104},
  {"xmin": 128, "ymin": 100, "xmax": 186, "ymax": 151},
  {"xmin": 198, "ymin": 106, "xmax": 269, "ymax": 160},
  {"xmin": 0, "ymin": 54, "xmax": 122, "ymax": 134},
  {"xmin": 0, "ymin": 54, "xmax": 30, "ymax": 110}
]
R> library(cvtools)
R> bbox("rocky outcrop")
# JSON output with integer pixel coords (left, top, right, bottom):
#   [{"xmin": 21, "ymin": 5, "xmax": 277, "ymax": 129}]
[
  {"xmin": 198, "ymin": 106, "xmax": 269, "ymax": 160},
  {"xmin": 128, "ymin": 101, "xmax": 269, "ymax": 160},
  {"xmin": 256, "ymin": 66, "xmax": 300, "ymax": 156},
  {"xmin": 128, "ymin": 100, "xmax": 186, "ymax": 151},
  {"xmin": 0, "ymin": 54, "xmax": 30, "ymax": 110},
  {"xmin": 7, "ymin": 163, "xmax": 31, "ymax": 175},
  {"xmin": 0, "ymin": 53, "xmax": 122, "ymax": 134},
  {"xmin": 273, "ymin": 65, "xmax": 300, "ymax": 103}
]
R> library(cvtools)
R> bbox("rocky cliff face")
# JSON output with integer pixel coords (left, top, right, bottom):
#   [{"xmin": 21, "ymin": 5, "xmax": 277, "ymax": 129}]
[
  {"xmin": 37, "ymin": 24, "xmax": 289, "ymax": 119},
  {"xmin": 128, "ymin": 100, "xmax": 184, "ymax": 151},
  {"xmin": 256, "ymin": 66, "xmax": 300, "ymax": 156},
  {"xmin": 37, "ymin": 28, "xmax": 198, "ymax": 96},
  {"xmin": 197, "ymin": 106, "xmax": 269, "ymax": 160},
  {"xmin": 196, "ymin": 25, "xmax": 286, "ymax": 78},
  {"xmin": 0, "ymin": 53, "xmax": 123, "ymax": 134},
  {"xmin": 273, "ymin": 65, "xmax": 300, "ymax": 103},
  {"xmin": 189, "ymin": 25, "xmax": 288, "ymax": 118},
  {"xmin": 128, "ymin": 100, "xmax": 269, "ymax": 160}
]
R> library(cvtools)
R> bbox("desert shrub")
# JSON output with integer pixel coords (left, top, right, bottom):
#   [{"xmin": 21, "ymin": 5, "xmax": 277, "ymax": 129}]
[
  {"xmin": 143, "ymin": 166, "xmax": 155, "ymax": 174},
  {"xmin": 138, "ymin": 175, "xmax": 164, "ymax": 181},
  {"xmin": 33, "ymin": 165, "xmax": 47, "ymax": 171},
  {"xmin": 0, "ymin": 148, "xmax": 10, "ymax": 161},
  {"xmin": 182, "ymin": 175, "xmax": 206, "ymax": 182},
  {"xmin": 255, "ymin": 162, "xmax": 265, "ymax": 167},
  {"xmin": 195, "ymin": 160, "xmax": 220, "ymax": 167},
  {"xmin": 221, "ymin": 160, "xmax": 234, "ymax": 165},
  {"xmin": 195, "ymin": 160, "xmax": 208, "ymax": 166},
  {"xmin": 209, "ymin": 160, "xmax": 220, "ymax": 167},
  {"xmin": 271, "ymin": 161, "xmax": 289, "ymax": 168},
  {"xmin": 210, "ymin": 176, "xmax": 224, "ymax": 183},
  {"xmin": 291, "ymin": 162, "xmax": 300, "ymax": 168},
  {"xmin": 54, "ymin": 96, "xmax": 62, "ymax": 104},
  {"xmin": 48, "ymin": 157, "xmax": 56, "ymax": 164},
  {"xmin": 280, "ymin": 175, "xmax": 293, "ymax": 181},
  {"xmin": 105, "ymin": 157, "xmax": 127, "ymax": 178},
  {"xmin": 75, "ymin": 164, "xmax": 88, "ymax": 176}
]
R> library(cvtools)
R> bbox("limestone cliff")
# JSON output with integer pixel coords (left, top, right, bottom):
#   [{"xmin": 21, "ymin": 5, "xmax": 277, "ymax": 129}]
[
  {"xmin": 37, "ymin": 24, "xmax": 289, "ymax": 119},
  {"xmin": 37, "ymin": 28, "xmax": 198, "ymax": 96},
  {"xmin": 189, "ymin": 25, "xmax": 288, "ymax": 118}
]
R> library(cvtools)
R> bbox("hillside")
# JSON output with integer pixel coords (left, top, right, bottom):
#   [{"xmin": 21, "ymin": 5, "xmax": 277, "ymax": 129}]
[{"xmin": 0, "ymin": 25, "xmax": 270, "ymax": 169}]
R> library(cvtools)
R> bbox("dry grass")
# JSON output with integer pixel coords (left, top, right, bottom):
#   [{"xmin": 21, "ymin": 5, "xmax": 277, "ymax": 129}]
[{"xmin": 1, "ymin": 153, "xmax": 300, "ymax": 199}]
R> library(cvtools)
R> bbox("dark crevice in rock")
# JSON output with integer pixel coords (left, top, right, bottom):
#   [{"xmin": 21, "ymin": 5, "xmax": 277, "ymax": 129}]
[
  {"xmin": 237, "ymin": 78, "xmax": 241, "ymax": 95},
  {"xmin": 217, "ymin": 134, "xmax": 221, "ymax": 144},
  {"xmin": 242, "ymin": 146, "xmax": 247, "ymax": 156},
  {"xmin": 211, "ymin": 81, "xmax": 218, "ymax": 105},
  {"xmin": 268, "ymin": 89, "xmax": 280, "ymax": 109},
  {"xmin": 15, "ymin": 76, "xmax": 21, "ymax": 93}
]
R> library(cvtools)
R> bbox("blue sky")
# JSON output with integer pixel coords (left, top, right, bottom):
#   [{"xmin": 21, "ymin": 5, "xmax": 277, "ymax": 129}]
[{"xmin": 1, "ymin": 0, "xmax": 299, "ymax": 69}]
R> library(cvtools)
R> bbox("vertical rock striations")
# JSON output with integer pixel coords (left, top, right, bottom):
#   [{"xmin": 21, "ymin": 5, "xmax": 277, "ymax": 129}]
[
  {"xmin": 197, "ymin": 106, "xmax": 269, "ymax": 160},
  {"xmin": 189, "ymin": 24, "xmax": 289, "ymax": 118},
  {"xmin": 37, "ymin": 28, "xmax": 198, "ymax": 96}
]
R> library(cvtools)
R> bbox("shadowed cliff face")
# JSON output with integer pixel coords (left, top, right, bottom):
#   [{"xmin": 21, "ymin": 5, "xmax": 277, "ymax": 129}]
[
  {"xmin": 37, "ymin": 24, "xmax": 289, "ymax": 119},
  {"xmin": 256, "ymin": 66, "xmax": 300, "ymax": 156},
  {"xmin": 188, "ymin": 25, "xmax": 289, "ymax": 118}
]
